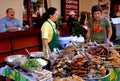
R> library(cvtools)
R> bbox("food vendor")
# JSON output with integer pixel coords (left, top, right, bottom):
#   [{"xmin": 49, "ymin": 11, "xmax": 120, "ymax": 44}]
[{"xmin": 41, "ymin": 7, "xmax": 60, "ymax": 53}]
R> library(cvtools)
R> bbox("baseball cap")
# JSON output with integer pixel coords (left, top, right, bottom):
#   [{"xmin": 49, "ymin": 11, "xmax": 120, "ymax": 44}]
[{"xmin": 69, "ymin": 11, "xmax": 75, "ymax": 15}]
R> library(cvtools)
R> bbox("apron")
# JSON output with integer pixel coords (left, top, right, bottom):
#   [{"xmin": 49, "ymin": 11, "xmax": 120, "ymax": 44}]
[{"xmin": 47, "ymin": 21, "xmax": 60, "ymax": 52}]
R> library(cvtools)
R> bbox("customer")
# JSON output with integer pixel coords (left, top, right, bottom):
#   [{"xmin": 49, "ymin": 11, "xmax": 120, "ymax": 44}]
[
  {"xmin": 67, "ymin": 11, "xmax": 81, "ymax": 36},
  {"xmin": 0, "ymin": 8, "xmax": 23, "ymax": 32},
  {"xmin": 41, "ymin": 7, "xmax": 60, "ymax": 53},
  {"xmin": 67, "ymin": 11, "xmax": 76, "ymax": 35},
  {"xmin": 86, "ymin": 5, "xmax": 112, "ymax": 44},
  {"xmin": 87, "ymin": 12, "xmax": 92, "ymax": 21},
  {"xmin": 79, "ymin": 12, "xmax": 88, "ymax": 38}
]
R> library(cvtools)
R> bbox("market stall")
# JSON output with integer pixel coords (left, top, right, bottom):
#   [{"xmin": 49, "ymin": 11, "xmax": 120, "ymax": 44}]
[{"xmin": 0, "ymin": 42, "xmax": 120, "ymax": 81}]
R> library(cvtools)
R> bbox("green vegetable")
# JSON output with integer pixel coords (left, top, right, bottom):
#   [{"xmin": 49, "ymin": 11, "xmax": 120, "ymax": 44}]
[{"xmin": 20, "ymin": 59, "xmax": 41, "ymax": 68}]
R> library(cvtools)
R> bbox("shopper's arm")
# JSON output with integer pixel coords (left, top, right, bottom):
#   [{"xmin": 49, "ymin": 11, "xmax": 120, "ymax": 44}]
[
  {"xmin": 86, "ymin": 28, "xmax": 91, "ymax": 42},
  {"xmin": 107, "ymin": 27, "xmax": 112, "ymax": 43}
]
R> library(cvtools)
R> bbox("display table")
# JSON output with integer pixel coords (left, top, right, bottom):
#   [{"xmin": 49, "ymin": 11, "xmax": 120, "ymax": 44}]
[
  {"xmin": 0, "ymin": 65, "xmax": 120, "ymax": 81},
  {"xmin": 0, "ymin": 66, "xmax": 31, "ymax": 81},
  {"xmin": 0, "ymin": 65, "xmax": 53, "ymax": 81}
]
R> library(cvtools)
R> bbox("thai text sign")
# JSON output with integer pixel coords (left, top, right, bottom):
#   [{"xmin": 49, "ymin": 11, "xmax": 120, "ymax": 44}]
[{"xmin": 63, "ymin": 0, "xmax": 79, "ymax": 21}]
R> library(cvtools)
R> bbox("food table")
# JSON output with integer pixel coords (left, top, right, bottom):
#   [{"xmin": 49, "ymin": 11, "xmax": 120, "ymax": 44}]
[
  {"xmin": 0, "ymin": 65, "xmax": 53, "ymax": 81},
  {"xmin": 0, "ymin": 65, "xmax": 120, "ymax": 81},
  {"xmin": 0, "ymin": 43, "xmax": 120, "ymax": 81},
  {"xmin": 0, "ymin": 65, "xmax": 32, "ymax": 81}
]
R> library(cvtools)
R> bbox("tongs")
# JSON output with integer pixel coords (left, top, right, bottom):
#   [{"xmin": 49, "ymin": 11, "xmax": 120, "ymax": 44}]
[
  {"xmin": 94, "ymin": 41, "xmax": 98, "ymax": 46},
  {"xmin": 80, "ymin": 51, "xmax": 100, "ymax": 69},
  {"xmin": 80, "ymin": 51, "xmax": 91, "ymax": 62},
  {"xmin": 71, "ymin": 41, "xmax": 78, "ymax": 48},
  {"xmin": 71, "ymin": 41, "xmax": 78, "ymax": 51},
  {"xmin": 72, "ymin": 41, "xmax": 77, "ymax": 46},
  {"xmin": 46, "ymin": 48, "xmax": 50, "ymax": 59},
  {"xmin": 55, "ymin": 48, "xmax": 63, "ymax": 57}
]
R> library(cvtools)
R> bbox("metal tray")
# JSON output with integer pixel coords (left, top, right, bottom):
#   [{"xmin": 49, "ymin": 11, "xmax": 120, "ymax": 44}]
[
  {"xmin": 4, "ymin": 54, "xmax": 27, "ymax": 67},
  {"xmin": 83, "ymin": 69, "xmax": 110, "ymax": 81}
]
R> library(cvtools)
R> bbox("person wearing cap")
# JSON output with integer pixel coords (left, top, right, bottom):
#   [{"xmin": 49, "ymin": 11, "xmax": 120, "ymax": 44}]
[
  {"xmin": 0, "ymin": 8, "xmax": 23, "ymax": 32},
  {"xmin": 86, "ymin": 5, "xmax": 112, "ymax": 44},
  {"xmin": 67, "ymin": 11, "xmax": 76, "ymax": 35}
]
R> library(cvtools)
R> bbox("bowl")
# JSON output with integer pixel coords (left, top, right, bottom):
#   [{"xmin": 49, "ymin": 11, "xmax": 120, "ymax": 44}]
[
  {"xmin": 20, "ymin": 58, "xmax": 46, "ymax": 72},
  {"xmin": 21, "ymin": 67, "xmax": 32, "ymax": 73},
  {"xmin": 20, "ymin": 59, "xmax": 38, "ymax": 72},
  {"xmin": 4, "ymin": 54, "xmax": 27, "ymax": 67}
]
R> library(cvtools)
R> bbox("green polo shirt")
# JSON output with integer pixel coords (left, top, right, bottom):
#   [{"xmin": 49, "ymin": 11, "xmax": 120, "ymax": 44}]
[{"xmin": 88, "ymin": 18, "xmax": 111, "ymax": 41}]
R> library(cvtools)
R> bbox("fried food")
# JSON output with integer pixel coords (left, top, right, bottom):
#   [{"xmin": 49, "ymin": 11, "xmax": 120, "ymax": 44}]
[
  {"xmin": 89, "ymin": 46, "xmax": 108, "ymax": 56},
  {"xmin": 51, "ymin": 59, "xmax": 70, "ymax": 78},
  {"xmin": 60, "ymin": 45, "xmax": 76, "ymax": 55},
  {"xmin": 107, "ymin": 48, "xmax": 120, "ymax": 66},
  {"xmin": 64, "ymin": 45, "xmax": 76, "ymax": 51},
  {"xmin": 98, "ymin": 66, "xmax": 106, "ymax": 76},
  {"xmin": 53, "ymin": 74, "xmax": 85, "ymax": 81},
  {"xmin": 70, "ymin": 54, "xmax": 106, "ymax": 78}
]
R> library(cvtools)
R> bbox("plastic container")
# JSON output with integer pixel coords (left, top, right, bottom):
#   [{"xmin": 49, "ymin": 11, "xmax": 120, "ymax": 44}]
[
  {"xmin": 77, "ymin": 34, "xmax": 85, "ymax": 43},
  {"xmin": 59, "ymin": 35, "xmax": 72, "ymax": 49}
]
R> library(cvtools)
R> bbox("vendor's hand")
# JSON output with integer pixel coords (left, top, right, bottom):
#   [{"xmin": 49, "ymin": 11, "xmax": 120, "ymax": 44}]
[{"xmin": 46, "ymin": 47, "xmax": 51, "ymax": 54}]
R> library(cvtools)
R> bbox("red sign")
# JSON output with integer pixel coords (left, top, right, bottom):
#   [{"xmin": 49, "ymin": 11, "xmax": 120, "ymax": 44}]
[{"xmin": 63, "ymin": 0, "xmax": 79, "ymax": 21}]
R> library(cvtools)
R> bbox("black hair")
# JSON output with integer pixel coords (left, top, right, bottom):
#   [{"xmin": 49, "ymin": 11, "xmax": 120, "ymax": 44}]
[
  {"xmin": 6, "ymin": 8, "xmax": 13, "ymax": 13},
  {"xmin": 80, "ymin": 12, "xmax": 87, "ymax": 25},
  {"xmin": 91, "ymin": 5, "xmax": 102, "ymax": 17},
  {"xmin": 40, "ymin": 7, "xmax": 57, "ymax": 27}
]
